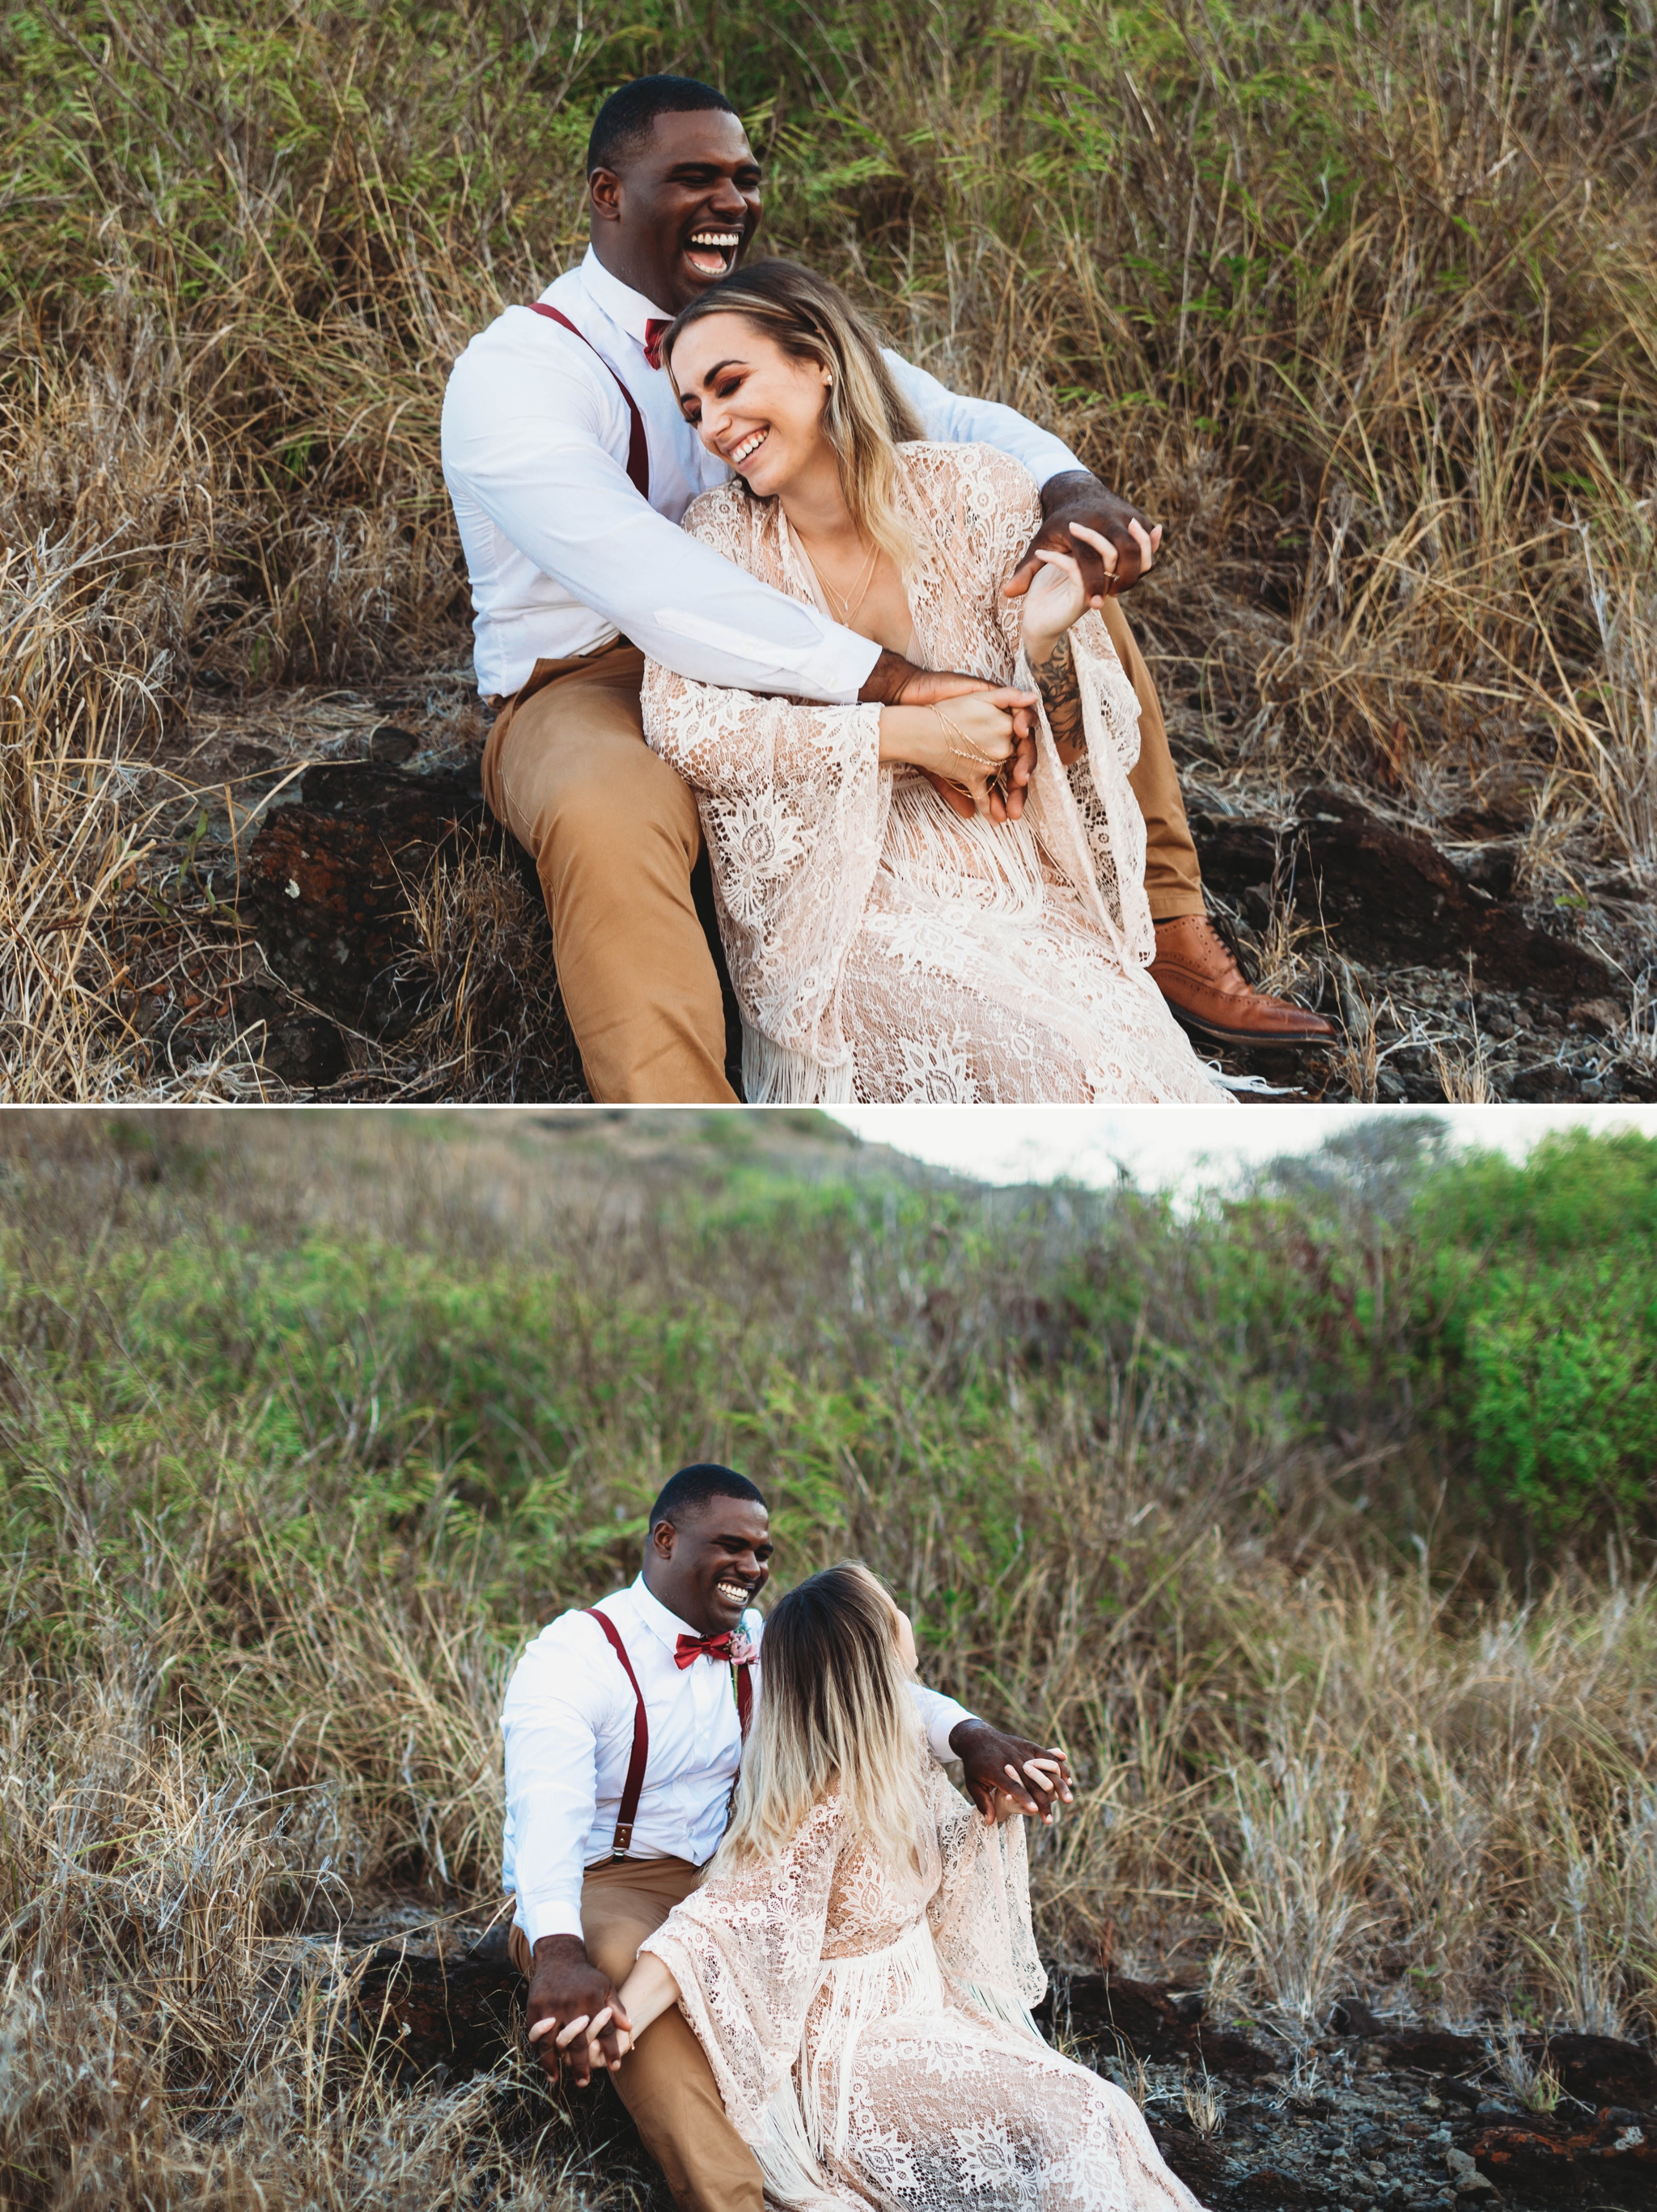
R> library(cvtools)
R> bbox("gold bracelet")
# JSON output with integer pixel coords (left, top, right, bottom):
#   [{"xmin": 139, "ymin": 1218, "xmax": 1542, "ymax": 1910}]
[
  {"xmin": 933, "ymin": 702, "xmax": 984, "ymax": 767},
  {"xmin": 933, "ymin": 704, "xmax": 1014, "ymax": 803}
]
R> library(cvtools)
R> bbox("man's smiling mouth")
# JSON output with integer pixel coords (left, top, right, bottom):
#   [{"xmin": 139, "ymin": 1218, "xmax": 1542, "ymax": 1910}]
[
  {"xmin": 727, "ymin": 429, "xmax": 767, "ymax": 468},
  {"xmin": 686, "ymin": 227, "xmax": 741, "ymax": 276},
  {"xmin": 715, "ymin": 1578, "xmax": 753, "ymax": 1608}
]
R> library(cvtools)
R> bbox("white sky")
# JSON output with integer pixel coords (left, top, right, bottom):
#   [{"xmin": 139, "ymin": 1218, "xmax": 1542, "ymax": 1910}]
[{"xmin": 826, "ymin": 1104, "xmax": 1657, "ymax": 1195}]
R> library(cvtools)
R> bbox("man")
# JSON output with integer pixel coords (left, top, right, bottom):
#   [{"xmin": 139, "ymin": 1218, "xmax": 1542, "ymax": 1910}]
[
  {"xmin": 502, "ymin": 1461, "xmax": 1069, "ymax": 2212},
  {"xmin": 442, "ymin": 75, "xmax": 1331, "ymax": 1100}
]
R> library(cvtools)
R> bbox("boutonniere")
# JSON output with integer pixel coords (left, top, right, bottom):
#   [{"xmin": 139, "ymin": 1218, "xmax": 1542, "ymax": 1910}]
[{"xmin": 729, "ymin": 1629, "xmax": 755, "ymax": 1667}]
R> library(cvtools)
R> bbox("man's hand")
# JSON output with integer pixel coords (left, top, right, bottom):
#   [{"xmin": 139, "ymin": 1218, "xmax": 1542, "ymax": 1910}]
[
  {"xmin": 858, "ymin": 651, "xmax": 1037, "ymax": 823},
  {"xmin": 950, "ymin": 1718, "xmax": 1074, "ymax": 1824},
  {"xmin": 1003, "ymin": 471, "xmax": 1163, "ymax": 604},
  {"xmin": 523, "ymin": 1933, "xmax": 632, "ymax": 2087}
]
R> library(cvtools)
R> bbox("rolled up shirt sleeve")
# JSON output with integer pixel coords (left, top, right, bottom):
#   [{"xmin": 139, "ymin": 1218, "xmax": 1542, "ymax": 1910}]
[
  {"xmin": 884, "ymin": 350, "xmax": 1085, "ymax": 490},
  {"xmin": 502, "ymin": 1637, "xmax": 609, "ymax": 1947},
  {"xmin": 913, "ymin": 1682, "xmax": 980, "ymax": 1765},
  {"xmin": 442, "ymin": 322, "xmax": 881, "ymax": 703}
]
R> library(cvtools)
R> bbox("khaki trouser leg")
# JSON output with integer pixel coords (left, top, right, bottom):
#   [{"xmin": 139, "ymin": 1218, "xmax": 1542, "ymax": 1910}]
[
  {"xmin": 511, "ymin": 1861, "xmax": 763, "ymax": 2212},
  {"xmin": 481, "ymin": 643, "xmax": 735, "ymax": 1104},
  {"xmin": 1099, "ymin": 598, "xmax": 1206, "ymax": 923}
]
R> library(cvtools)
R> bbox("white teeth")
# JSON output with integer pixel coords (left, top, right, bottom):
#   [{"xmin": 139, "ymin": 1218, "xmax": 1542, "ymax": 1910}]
[
  {"xmin": 730, "ymin": 430, "xmax": 767, "ymax": 464},
  {"xmin": 689, "ymin": 231, "xmax": 740, "ymax": 247}
]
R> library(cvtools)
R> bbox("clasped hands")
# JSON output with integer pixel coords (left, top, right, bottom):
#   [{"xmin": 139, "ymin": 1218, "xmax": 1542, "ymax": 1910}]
[
  {"xmin": 524, "ymin": 1724, "xmax": 1074, "ymax": 2085},
  {"xmin": 864, "ymin": 475, "xmax": 1161, "ymax": 824}
]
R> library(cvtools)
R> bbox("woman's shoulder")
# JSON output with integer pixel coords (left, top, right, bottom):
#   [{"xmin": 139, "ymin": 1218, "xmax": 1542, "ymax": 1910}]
[
  {"xmin": 680, "ymin": 477, "xmax": 764, "ymax": 548},
  {"xmin": 896, "ymin": 439, "xmax": 1040, "ymax": 528}
]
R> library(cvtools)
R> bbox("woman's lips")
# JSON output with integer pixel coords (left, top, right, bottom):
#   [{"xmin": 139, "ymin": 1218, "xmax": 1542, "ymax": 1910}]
[{"xmin": 727, "ymin": 428, "xmax": 767, "ymax": 466}]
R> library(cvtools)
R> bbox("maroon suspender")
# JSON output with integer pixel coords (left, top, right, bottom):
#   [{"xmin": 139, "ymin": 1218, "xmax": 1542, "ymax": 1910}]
[
  {"xmin": 585, "ymin": 1608, "xmax": 649, "ymax": 1858},
  {"xmin": 584, "ymin": 1607, "xmax": 756, "ymax": 1863},
  {"xmin": 528, "ymin": 304, "xmax": 651, "ymax": 502}
]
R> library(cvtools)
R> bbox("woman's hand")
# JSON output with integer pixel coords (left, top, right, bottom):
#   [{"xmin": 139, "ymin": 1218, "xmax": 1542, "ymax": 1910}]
[
  {"xmin": 878, "ymin": 688, "xmax": 1035, "ymax": 821},
  {"xmin": 1019, "ymin": 519, "xmax": 1154, "ymax": 664}
]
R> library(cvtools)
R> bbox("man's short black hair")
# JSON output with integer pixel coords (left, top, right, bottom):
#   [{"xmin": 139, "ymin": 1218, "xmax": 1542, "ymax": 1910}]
[
  {"xmin": 648, "ymin": 1462, "xmax": 766, "ymax": 1531},
  {"xmin": 587, "ymin": 75, "xmax": 740, "ymax": 178}
]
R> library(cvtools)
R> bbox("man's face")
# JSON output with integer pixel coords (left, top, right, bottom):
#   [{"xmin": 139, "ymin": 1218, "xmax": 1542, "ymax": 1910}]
[
  {"xmin": 588, "ymin": 109, "xmax": 763, "ymax": 314},
  {"xmin": 644, "ymin": 1496, "xmax": 773, "ymax": 1635}
]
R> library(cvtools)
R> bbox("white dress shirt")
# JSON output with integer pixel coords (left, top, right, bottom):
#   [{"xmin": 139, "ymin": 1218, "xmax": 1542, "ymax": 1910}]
[
  {"xmin": 441, "ymin": 247, "xmax": 1083, "ymax": 702},
  {"xmin": 501, "ymin": 1572, "xmax": 977, "ymax": 1946}
]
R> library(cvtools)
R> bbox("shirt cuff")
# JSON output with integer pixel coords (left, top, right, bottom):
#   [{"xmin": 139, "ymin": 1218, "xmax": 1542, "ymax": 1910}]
[
  {"xmin": 803, "ymin": 625, "xmax": 882, "ymax": 704},
  {"xmin": 515, "ymin": 1893, "xmax": 586, "ymax": 1947},
  {"xmin": 918, "ymin": 1692, "xmax": 980, "ymax": 1765}
]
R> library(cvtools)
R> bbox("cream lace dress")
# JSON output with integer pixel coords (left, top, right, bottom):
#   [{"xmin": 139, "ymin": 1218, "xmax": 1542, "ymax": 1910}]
[
  {"xmin": 640, "ymin": 1758, "xmax": 1206, "ymax": 2211},
  {"xmin": 641, "ymin": 440, "xmax": 1232, "ymax": 1105}
]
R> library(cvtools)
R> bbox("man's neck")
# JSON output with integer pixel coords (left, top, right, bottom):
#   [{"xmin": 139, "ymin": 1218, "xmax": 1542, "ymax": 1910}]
[{"xmin": 588, "ymin": 236, "xmax": 670, "ymax": 316}]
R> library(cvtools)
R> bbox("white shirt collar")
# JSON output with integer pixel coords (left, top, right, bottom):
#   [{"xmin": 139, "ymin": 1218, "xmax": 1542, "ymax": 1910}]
[
  {"xmin": 578, "ymin": 246, "xmax": 669, "ymax": 354},
  {"xmin": 628, "ymin": 1570, "xmax": 702, "ymax": 1649}
]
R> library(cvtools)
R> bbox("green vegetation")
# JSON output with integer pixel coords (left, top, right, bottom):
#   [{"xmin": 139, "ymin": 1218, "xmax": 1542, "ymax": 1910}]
[
  {"xmin": 3, "ymin": 1106, "xmax": 1657, "ymax": 2203},
  {"xmin": 4, "ymin": 0, "xmax": 1655, "ymax": 1096}
]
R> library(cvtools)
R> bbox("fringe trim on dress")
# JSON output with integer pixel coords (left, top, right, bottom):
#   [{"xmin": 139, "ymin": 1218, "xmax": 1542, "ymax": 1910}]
[{"xmin": 754, "ymin": 1919, "xmax": 947, "ymax": 2199}]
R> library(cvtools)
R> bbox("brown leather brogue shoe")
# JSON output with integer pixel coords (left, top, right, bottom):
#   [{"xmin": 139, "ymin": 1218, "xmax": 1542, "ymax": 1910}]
[{"xmin": 1150, "ymin": 913, "xmax": 1335, "ymax": 1047}]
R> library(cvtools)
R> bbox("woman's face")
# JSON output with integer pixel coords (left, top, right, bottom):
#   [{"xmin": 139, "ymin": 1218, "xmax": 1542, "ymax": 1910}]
[{"xmin": 668, "ymin": 313, "xmax": 833, "ymax": 498}]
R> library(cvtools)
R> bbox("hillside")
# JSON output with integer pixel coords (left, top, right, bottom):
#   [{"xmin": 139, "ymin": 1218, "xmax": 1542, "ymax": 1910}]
[
  {"xmin": 4, "ymin": 0, "xmax": 1655, "ymax": 1101},
  {"xmin": 5, "ymin": 1110, "xmax": 1657, "ymax": 2206}
]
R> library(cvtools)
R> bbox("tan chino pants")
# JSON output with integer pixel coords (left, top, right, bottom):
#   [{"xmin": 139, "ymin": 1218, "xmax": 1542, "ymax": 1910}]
[
  {"xmin": 483, "ymin": 606, "xmax": 1204, "ymax": 1104},
  {"xmin": 510, "ymin": 1858, "xmax": 763, "ymax": 2212}
]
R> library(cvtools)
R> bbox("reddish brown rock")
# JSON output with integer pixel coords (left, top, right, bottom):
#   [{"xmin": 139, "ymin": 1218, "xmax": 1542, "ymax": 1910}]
[
  {"xmin": 244, "ymin": 758, "xmax": 498, "ymax": 1036},
  {"xmin": 1189, "ymin": 789, "xmax": 1617, "ymax": 1002}
]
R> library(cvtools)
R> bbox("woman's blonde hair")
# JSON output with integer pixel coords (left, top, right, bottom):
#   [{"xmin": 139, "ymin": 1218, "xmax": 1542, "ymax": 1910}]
[
  {"xmin": 662, "ymin": 261, "xmax": 924, "ymax": 569},
  {"xmin": 714, "ymin": 1561, "xmax": 928, "ymax": 1876}
]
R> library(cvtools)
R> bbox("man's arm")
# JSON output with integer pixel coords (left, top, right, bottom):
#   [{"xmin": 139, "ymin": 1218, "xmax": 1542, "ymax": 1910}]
[
  {"xmin": 443, "ymin": 322, "xmax": 881, "ymax": 705},
  {"xmin": 501, "ymin": 1632, "xmax": 629, "ymax": 2085},
  {"xmin": 913, "ymin": 1683, "xmax": 1074, "ymax": 1822},
  {"xmin": 883, "ymin": 350, "xmax": 1164, "ymax": 596}
]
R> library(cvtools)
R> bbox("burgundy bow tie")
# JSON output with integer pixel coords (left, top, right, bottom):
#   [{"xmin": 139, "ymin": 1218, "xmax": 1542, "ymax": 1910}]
[
  {"xmin": 675, "ymin": 1629, "xmax": 734, "ymax": 1668},
  {"xmin": 643, "ymin": 318, "xmax": 670, "ymax": 371}
]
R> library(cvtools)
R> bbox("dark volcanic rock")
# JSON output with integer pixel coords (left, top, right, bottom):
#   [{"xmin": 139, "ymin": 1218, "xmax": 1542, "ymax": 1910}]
[
  {"xmin": 1473, "ymin": 2108, "xmax": 1657, "ymax": 2204},
  {"xmin": 1189, "ymin": 789, "xmax": 1617, "ymax": 1003},
  {"xmin": 1329, "ymin": 1994, "xmax": 1385, "ymax": 2037},
  {"xmin": 354, "ymin": 1934, "xmax": 520, "ymax": 2079},
  {"xmin": 244, "ymin": 757, "xmax": 494, "ymax": 1035},
  {"xmin": 1538, "ymin": 2033, "xmax": 1657, "ymax": 2111},
  {"xmin": 1043, "ymin": 1972, "xmax": 1275, "ymax": 2077},
  {"xmin": 1379, "ymin": 2026, "xmax": 1488, "ymax": 2076}
]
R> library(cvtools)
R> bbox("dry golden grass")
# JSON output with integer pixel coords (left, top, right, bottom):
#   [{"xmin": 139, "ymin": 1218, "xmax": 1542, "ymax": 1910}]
[
  {"xmin": 2, "ymin": 0, "xmax": 1655, "ymax": 1097},
  {"xmin": 5, "ymin": 1108, "xmax": 1657, "ymax": 2197}
]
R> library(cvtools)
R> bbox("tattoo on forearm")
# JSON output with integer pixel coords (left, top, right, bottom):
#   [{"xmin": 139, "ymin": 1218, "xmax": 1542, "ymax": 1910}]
[{"xmin": 1034, "ymin": 630, "xmax": 1086, "ymax": 761}]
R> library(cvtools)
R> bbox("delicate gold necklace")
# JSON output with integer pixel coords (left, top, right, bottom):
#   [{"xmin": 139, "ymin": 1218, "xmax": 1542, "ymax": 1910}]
[{"xmin": 798, "ymin": 527, "xmax": 879, "ymax": 627}]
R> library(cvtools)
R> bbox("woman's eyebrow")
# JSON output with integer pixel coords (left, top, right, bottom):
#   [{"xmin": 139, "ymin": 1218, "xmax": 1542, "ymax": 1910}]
[{"xmin": 698, "ymin": 357, "xmax": 747, "ymax": 388}]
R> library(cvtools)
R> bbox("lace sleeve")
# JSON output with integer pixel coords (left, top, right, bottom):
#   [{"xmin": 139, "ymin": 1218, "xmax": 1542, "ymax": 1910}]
[
  {"xmin": 923, "ymin": 1764, "xmax": 1048, "ymax": 2038},
  {"xmin": 640, "ymin": 489, "xmax": 889, "ymax": 1101},
  {"xmin": 638, "ymin": 1797, "xmax": 844, "ymax": 2142}
]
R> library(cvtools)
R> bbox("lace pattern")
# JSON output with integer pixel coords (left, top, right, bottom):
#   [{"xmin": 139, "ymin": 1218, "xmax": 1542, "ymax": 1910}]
[
  {"xmin": 641, "ymin": 443, "xmax": 1231, "ymax": 1106},
  {"xmin": 641, "ymin": 1760, "xmax": 1210, "ymax": 2210}
]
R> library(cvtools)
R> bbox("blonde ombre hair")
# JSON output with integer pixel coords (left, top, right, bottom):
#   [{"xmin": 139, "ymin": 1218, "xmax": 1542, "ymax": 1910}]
[
  {"xmin": 714, "ymin": 1562, "xmax": 929, "ymax": 1877},
  {"xmin": 662, "ymin": 261, "xmax": 924, "ymax": 570}
]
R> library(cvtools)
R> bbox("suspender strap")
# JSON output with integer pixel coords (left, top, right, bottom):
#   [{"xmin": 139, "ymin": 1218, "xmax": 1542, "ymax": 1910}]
[
  {"xmin": 528, "ymin": 304, "xmax": 651, "ymax": 502},
  {"xmin": 585, "ymin": 1607, "xmax": 649, "ymax": 1858}
]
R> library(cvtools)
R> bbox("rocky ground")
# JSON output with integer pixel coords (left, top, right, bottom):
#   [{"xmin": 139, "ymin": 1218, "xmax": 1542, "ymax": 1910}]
[
  {"xmin": 111, "ymin": 666, "xmax": 1657, "ymax": 1104},
  {"xmin": 337, "ymin": 1910, "xmax": 1657, "ymax": 2210}
]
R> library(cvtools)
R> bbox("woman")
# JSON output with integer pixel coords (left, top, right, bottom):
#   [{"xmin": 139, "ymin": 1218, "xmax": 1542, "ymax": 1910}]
[
  {"xmin": 541, "ymin": 1564, "xmax": 1207, "ymax": 2211},
  {"xmin": 640, "ymin": 261, "xmax": 1233, "ymax": 1106}
]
